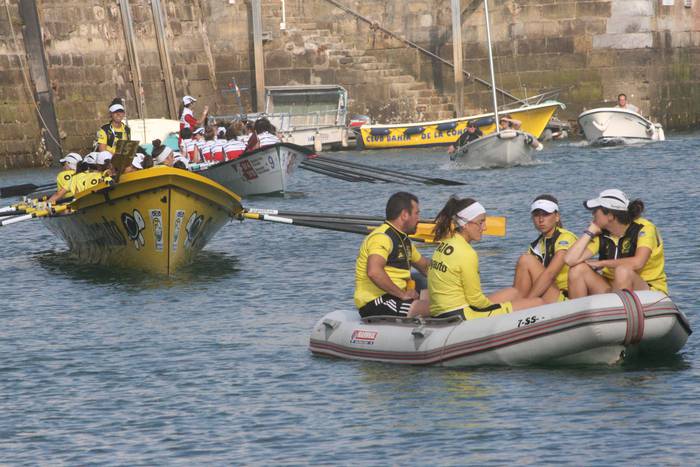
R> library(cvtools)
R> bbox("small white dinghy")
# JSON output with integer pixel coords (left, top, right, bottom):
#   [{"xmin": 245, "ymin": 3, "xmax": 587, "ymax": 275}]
[
  {"xmin": 309, "ymin": 290, "xmax": 691, "ymax": 366},
  {"xmin": 450, "ymin": 129, "xmax": 540, "ymax": 169},
  {"xmin": 577, "ymin": 107, "xmax": 665, "ymax": 146},
  {"xmin": 194, "ymin": 143, "xmax": 310, "ymax": 196}
]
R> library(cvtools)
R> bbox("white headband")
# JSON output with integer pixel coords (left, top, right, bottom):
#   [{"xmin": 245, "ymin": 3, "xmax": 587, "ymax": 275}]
[
  {"xmin": 530, "ymin": 199, "xmax": 559, "ymax": 213},
  {"xmin": 455, "ymin": 202, "xmax": 486, "ymax": 226},
  {"xmin": 155, "ymin": 146, "xmax": 173, "ymax": 164}
]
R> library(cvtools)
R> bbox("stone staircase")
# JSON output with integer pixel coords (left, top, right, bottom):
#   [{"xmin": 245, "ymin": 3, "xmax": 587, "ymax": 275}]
[{"xmin": 283, "ymin": 21, "xmax": 457, "ymax": 124}]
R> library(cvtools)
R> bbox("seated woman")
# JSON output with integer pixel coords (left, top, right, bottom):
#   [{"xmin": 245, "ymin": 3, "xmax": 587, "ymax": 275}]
[
  {"xmin": 244, "ymin": 117, "xmax": 280, "ymax": 152},
  {"xmin": 428, "ymin": 196, "xmax": 544, "ymax": 320},
  {"xmin": 151, "ymin": 140, "xmax": 175, "ymax": 167},
  {"xmin": 564, "ymin": 189, "xmax": 667, "ymax": 298},
  {"xmin": 48, "ymin": 152, "xmax": 82, "ymax": 203},
  {"xmin": 224, "ymin": 123, "xmax": 246, "ymax": 160},
  {"xmin": 513, "ymin": 195, "xmax": 577, "ymax": 303}
]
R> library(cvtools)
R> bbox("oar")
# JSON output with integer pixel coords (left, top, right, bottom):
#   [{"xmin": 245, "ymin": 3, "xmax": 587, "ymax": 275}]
[
  {"xmin": 241, "ymin": 212, "xmax": 377, "ymax": 236},
  {"xmin": 315, "ymin": 157, "xmax": 466, "ymax": 186},
  {"xmin": 246, "ymin": 208, "xmax": 507, "ymax": 237},
  {"xmin": 0, "ymin": 209, "xmax": 27, "ymax": 217},
  {"xmin": 0, "ymin": 204, "xmax": 69, "ymax": 227},
  {"xmin": 300, "ymin": 161, "xmax": 376, "ymax": 182},
  {"xmin": 0, "ymin": 182, "xmax": 55, "ymax": 198},
  {"xmin": 303, "ymin": 159, "xmax": 398, "ymax": 183}
]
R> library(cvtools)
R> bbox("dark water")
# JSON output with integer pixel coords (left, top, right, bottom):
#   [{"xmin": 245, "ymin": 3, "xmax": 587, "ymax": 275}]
[{"xmin": 1, "ymin": 135, "xmax": 699, "ymax": 464}]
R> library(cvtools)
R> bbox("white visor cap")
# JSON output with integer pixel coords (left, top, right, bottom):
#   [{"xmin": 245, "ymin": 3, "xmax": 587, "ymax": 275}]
[
  {"xmin": 584, "ymin": 189, "xmax": 629, "ymax": 211},
  {"xmin": 59, "ymin": 152, "xmax": 82, "ymax": 170},
  {"xmin": 83, "ymin": 152, "xmax": 99, "ymax": 165},
  {"xmin": 109, "ymin": 103, "xmax": 125, "ymax": 113},
  {"xmin": 183, "ymin": 95, "xmax": 197, "ymax": 105},
  {"xmin": 155, "ymin": 146, "xmax": 173, "ymax": 164},
  {"xmin": 96, "ymin": 151, "xmax": 113, "ymax": 165},
  {"xmin": 531, "ymin": 199, "xmax": 559, "ymax": 213},
  {"xmin": 131, "ymin": 154, "xmax": 145, "ymax": 169}
]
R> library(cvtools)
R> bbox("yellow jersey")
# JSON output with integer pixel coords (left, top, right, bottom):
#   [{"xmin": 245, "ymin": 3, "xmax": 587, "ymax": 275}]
[
  {"xmin": 587, "ymin": 217, "xmax": 667, "ymax": 294},
  {"xmin": 428, "ymin": 234, "xmax": 499, "ymax": 316},
  {"xmin": 528, "ymin": 226, "xmax": 577, "ymax": 291},
  {"xmin": 69, "ymin": 172, "xmax": 104, "ymax": 195},
  {"xmin": 56, "ymin": 169, "xmax": 75, "ymax": 197},
  {"xmin": 96, "ymin": 123, "xmax": 130, "ymax": 154},
  {"xmin": 354, "ymin": 222, "xmax": 421, "ymax": 308}
]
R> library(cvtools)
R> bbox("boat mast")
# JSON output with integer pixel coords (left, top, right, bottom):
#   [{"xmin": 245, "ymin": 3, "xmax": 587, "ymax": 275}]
[{"xmin": 484, "ymin": 0, "xmax": 500, "ymax": 133}]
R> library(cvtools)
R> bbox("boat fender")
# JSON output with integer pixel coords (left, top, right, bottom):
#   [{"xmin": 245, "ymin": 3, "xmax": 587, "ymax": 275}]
[
  {"xmin": 436, "ymin": 122, "xmax": 457, "ymax": 132},
  {"xmin": 498, "ymin": 129, "xmax": 518, "ymax": 139},
  {"xmin": 404, "ymin": 126, "xmax": 425, "ymax": 136},
  {"xmin": 473, "ymin": 117, "xmax": 495, "ymax": 127},
  {"xmin": 314, "ymin": 134, "xmax": 323, "ymax": 152},
  {"xmin": 370, "ymin": 128, "xmax": 391, "ymax": 137},
  {"xmin": 616, "ymin": 289, "xmax": 645, "ymax": 346},
  {"xmin": 323, "ymin": 318, "xmax": 341, "ymax": 330},
  {"xmin": 411, "ymin": 325, "xmax": 431, "ymax": 339}
]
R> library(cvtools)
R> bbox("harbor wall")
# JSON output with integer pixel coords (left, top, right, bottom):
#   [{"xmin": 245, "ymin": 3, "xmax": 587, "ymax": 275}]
[{"xmin": 0, "ymin": 0, "xmax": 698, "ymax": 169}]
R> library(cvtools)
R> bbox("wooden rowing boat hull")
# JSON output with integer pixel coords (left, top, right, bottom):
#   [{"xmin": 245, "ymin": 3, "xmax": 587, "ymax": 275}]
[{"xmin": 43, "ymin": 167, "xmax": 242, "ymax": 275}]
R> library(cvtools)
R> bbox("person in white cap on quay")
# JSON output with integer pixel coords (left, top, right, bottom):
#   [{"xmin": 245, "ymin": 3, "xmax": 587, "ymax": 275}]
[
  {"xmin": 512, "ymin": 194, "xmax": 578, "ymax": 304},
  {"xmin": 179, "ymin": 95, "xmax": 208, "ymax": 134},
  {"xmin": 427, "ymin": 196, "xmax": 544, "ymax": 321},
  {"xmin": 96, "ymin": 98, "xmax": 131, "ymax": 154},
  {"xmin": 565, "ymin": 189, "xmax": 667, "ymax": 298}
]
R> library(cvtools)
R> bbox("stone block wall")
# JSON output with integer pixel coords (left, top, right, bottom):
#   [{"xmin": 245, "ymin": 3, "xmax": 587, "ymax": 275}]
[{"xmin": 0, "ymin": 0, "xmax": 699, "ymax": 169}]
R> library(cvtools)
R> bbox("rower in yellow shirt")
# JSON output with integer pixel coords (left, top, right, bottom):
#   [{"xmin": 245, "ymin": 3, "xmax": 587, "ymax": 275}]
[{"xmin": 47, "ymin": 152, "xmax": 82, "ymax": 203}]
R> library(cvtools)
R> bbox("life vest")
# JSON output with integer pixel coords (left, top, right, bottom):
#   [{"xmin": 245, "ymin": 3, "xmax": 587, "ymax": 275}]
[
  {"xmin": 599, "ymin": 222, "xmax": 644, "ymax": 260},
  {"xmin": 367, "ymin": 222, "xmax": 412, "ymax": 271},
  {"xmin": 100, "ymin": 123, "xmax": 131, "ymax": 148},
  {"xmin": 529, "ymin": 228, "xmax": 562, "ymax": 267}
]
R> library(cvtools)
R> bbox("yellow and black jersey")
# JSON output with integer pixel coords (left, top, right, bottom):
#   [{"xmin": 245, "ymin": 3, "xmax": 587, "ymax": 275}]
[
  {"xmin": 56, "ymin": 169, "xmax": 75, "ymax": 197},
  {"xmin": 69, "ymin": 172, "xmax": 105, "ymax": 195},
  {"xmin": 528, "ymin": 226, "xmax": 577, "ymax": 292},
  {"xmin": 354, "ymin": 222, "xmax": 421, "ymax": 309},
  {"xmin": 96, "ymin": 123, "xmax": 131, "ymax": 154},
  {"xmin": 587, "ymin": 217, "xmax": 667, "ymax": 294}
]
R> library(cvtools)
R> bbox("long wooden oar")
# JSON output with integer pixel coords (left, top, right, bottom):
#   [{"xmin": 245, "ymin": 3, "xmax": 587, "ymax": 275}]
[
  {"xmin": 316, "ymin": 156, "xmax": 466, "ymax": 186},
  {"xmin": 299, "ymin": 161, "xmax": 375, "ymax": 182},
  {"xmin": 0, "ymin": 182, "xmax": 55, "ymax": 198},
  {"xmin": 246, "ymin": 208, "xmax": 506, "ymax": 237},
  {"xmin": 0, "ymin": 204, "xmax": 69, "ymax": 227},
  {"xmin": 303, "ymin": 159, "xmax": 397, "ymax": 183}
]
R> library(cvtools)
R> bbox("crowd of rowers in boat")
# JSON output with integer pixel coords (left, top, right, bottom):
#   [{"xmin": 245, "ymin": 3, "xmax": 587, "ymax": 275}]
[
  {"xmin": 354, "ymin": 189, "xmax": 666, "ymax": 321},
  {"xmin": 46, "ymin": 96, "xmax": 282, "ymax": 203}
]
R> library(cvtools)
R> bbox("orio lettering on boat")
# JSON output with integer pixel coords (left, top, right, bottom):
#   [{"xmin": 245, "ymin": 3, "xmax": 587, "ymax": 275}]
[{"xmin": 83, "ymin": 216, "xmax": 127, "ymax": 246}]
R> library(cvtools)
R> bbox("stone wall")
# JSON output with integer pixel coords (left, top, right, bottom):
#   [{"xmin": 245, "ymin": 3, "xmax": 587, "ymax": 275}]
[{"xmin": 1, "ymin": 0, "xmax": 699, "ymax": 169}]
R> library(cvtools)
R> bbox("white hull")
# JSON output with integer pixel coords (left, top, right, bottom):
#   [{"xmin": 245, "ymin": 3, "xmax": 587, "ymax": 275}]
[
  {"xmin": 451, "ymin": 130, "xmax": 536, "ymax": 168},
  {"xmin": 309, "ymin": 291, "xmax": 691, "ymax": 367},
  {"xmin": 198, "ymin": 143, "xmax": 308, "ymax": 196},
  {"xmin": 577, "ymin": 108, "xmax": 665, "ymax": 145},
  {"xmin": 127, "ymin": 118, "xmax": 180, "ymax": 145}
]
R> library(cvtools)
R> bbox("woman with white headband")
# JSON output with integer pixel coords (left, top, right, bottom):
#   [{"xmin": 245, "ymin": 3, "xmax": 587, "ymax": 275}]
[
  {"xmin": 512, "ymin": 194, "xmax": 578, "ymax": 303},
  {"xmin": 151, "ymin": 140, "xmax": 175, "ymax": 167},
  {"xmin": 96, "ymin": 98, "xmax": 131, "ymax": 154},
  {"xmin": 428, "ymin": 196, "xmax": 543, "ymax": 320},
  {"xmin": 564, "ymin": 189, "xmax": 667, "ymax": 297}
]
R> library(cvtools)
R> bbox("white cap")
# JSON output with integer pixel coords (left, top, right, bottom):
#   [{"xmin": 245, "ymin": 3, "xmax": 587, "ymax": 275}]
[
  {"xmin": 531, "ymin": 199, "xmax": 559, "ymax": 213},
  {"xmin": 109, "ymin": 103, "xmax": 125, "ymax": 113},
  {"xmin": 155, "ymin": 146, "xmax": 173, "ymax": 164},
  {"xmin": 96, "ymin": 150, "xmax": 113, "ymax": 165},
  {"xmin": 59, "ymin": 152, "xmax": 82, "ymax": 170},
  {"xmin": 174, "ymin": 154, "xmax": 189, "ymax": 167},
  {"xmin": 584, "ymin": 189, "xmax": 630, "ymax": 211},
  {"xmin": 183, "ymin": 95, "xmax": 197, "ymax": 105},
  {"xmin": 83, "ymin": 152, "xmax": 99, "ymax": 165},
  {"xmin": 193, "ymin": 127, "xmax": 205, "ymax": 135},
  {"xmin": 131, "ymin": 153, "xmax": 145, "ymax": 169}
]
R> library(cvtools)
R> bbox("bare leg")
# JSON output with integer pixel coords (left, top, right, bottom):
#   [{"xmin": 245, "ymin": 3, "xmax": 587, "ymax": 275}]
[
  {"xmin": 407, "ymin": 290, "xmax": 431, "ymax": 318},
  {"xmin": 541, "ymin": 285, "xmax": 562, "ymax": 304},
  {"xmin": 488, "ymin": 287, "xmax": 522, "ymax": 303},
  {"xmin": 611, "ymin": 266, "xmax": 650, "ymax": 291},
  {"xmin": 511, "ymin": 297, "xmax": 545, "ymax": 311},
  {"xmin": 568, "ymin": 263, "xmax": 612, "ymax": 299},
  {"xmin": 513, "ymin": 254, "xmax": 545, "ymax": 297}
]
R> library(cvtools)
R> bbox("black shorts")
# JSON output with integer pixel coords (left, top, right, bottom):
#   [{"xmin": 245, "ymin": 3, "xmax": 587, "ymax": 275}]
[{"xmin": 359, "ymin": 294, "xmax": 413, "ymax": 318}]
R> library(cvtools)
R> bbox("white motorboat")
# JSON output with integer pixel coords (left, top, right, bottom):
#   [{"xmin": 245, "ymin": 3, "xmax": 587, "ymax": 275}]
[
  {"xmin": 195, "ymin": 143, "xmax": 310, "ymax": 196},
  {"xmin": 577, "ymin": 107, "xmax": 665, "ymax": 145},
  {"xmin": 451, "ymin": 129, "xmax": 539, "ymax": 168},
  {"xmin": 309, "ymin": 290, "xmax": 691, "ymax": 366}
]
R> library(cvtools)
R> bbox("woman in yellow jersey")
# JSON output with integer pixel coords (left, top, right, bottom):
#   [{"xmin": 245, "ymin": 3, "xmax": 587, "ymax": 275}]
[
  {"xmin": 428, "ymin": 197, "xmax": 544, "ymax": 320},
  {"xmin": 48, "ymin": 152, "xmax": 82, "ymax": 203},
  {"xmin": 513, "ymin": 194, "xmax": 577, "ymax": 303},
  {"xmin": 68, "ymin": 152, "xmax": 108, "ymax": 195},
  {"xmin": 565, "ymin": 189, "xmax": 667, "ymax": 297}
]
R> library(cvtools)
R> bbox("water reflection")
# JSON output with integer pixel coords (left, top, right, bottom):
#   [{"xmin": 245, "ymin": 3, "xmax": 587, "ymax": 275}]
[{"xmin": 34, "ymin": 249, "xmax": 240, "ymax": 289}]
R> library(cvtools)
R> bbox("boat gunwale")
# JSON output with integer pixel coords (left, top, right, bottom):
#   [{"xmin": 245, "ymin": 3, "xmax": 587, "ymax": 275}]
[{"xmin": 577, "ymin": 107, "xmax": 655, "ymax": 127}]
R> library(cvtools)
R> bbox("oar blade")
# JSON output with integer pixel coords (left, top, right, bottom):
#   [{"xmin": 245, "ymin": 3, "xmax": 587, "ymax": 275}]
[{"xmin": 0, "ymin": 184, "xmax": 38, "ymax": 198}]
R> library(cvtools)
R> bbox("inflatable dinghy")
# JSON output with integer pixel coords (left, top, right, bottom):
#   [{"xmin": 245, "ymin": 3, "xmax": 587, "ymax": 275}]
[{"xmin": 309, "ymin": 290, "xmax": 691, "ymax": 366}]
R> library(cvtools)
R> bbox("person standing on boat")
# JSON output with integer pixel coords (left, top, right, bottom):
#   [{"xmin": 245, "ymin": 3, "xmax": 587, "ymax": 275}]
[
  {"xmin": 428, "ymin": 196, "xmax": 543, "ymax": 320},
  {"xmin": 499, "ymin": 115, "xmax": 521, "ymax": 130},
  {"xmin": 96, "ymin": 98, "xmax": 131, "ymax": 154},
  {"xmin": 354, "ymin": 192, "xmax": 430, "ymax": 318},
  {"xmin": 512, "ymin": 195, "xmax": 578, "ymax": 303},
  {"xmin": 447, "ymin": 121, "xmax": 482, "ymax": 155},
  {"xmin": 564, "ymin": 189, "xmax": 667, "ymax": 298},
  {"xmin": 179, "ymin": 95, "xmax": 208, "ymax": 133},
  {"xmin": 616, "ymin": 93, "xmax": 640, "ymax": 114}
]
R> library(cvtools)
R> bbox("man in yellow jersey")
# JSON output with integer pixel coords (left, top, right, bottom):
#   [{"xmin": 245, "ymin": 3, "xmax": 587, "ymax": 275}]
[
  {"xmin": 354, "ymin": 192, "xmax": 430, "ymax": 318},
  {"xmin": 96, "ymin": 98, "xmax": 131, "ymax": 154}
]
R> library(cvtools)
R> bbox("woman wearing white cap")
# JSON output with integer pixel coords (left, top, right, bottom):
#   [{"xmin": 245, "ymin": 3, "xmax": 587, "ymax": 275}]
[
  {"xmin": 96, "ymin": 98, "xmax": 131, "ymax": 154},
  {"xmin": 428, "ymin": 196, "xmax": 544, "ymax": 320},
  {"xmin": 179, "ymin": 95, "xmax": 208, "ymax": 134},
  {"xmin": 565, "ymin": 189, "xmax": 667, "ymax": 297},
  {"xmin": 48, "ymin": 152, "xmax": 82, "ymax": 202},
  {"xmin": 513, "ymin": 195, "xmax": 578, "ymax": 303}
]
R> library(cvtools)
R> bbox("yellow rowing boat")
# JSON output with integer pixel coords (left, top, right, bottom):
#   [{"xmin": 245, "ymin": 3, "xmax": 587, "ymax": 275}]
[
  {"xmin": 358, "ymin": 101, "xmax": 564, "ymax": 150},
  {"xmin": 43, "ymin": 167, "xmax": 242, "ymax": 274}
]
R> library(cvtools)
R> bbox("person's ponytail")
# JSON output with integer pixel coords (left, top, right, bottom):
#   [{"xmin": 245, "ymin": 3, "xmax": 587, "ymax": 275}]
[
  {"xmin": 628, "ymin": 199, "xmax": 645, "ymax": 220},
  {"xmin": 432, "ymin": 196, "xmax": 476, "ymax": 241}
]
